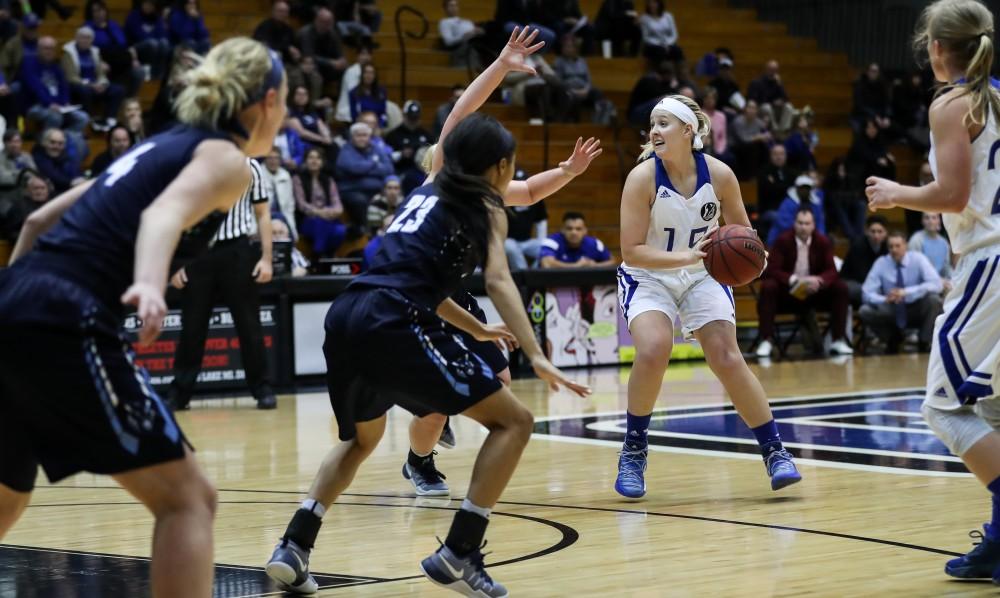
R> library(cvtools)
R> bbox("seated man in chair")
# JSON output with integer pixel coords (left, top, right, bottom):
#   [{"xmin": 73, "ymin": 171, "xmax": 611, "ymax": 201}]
[{"xmin": 756, "ymin": 207, "xmax": 853, "ymax": 358}]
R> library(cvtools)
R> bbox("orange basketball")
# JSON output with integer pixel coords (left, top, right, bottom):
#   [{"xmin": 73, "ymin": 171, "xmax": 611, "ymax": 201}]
[{"xmin": 703, "ymin": 224, "xmax": 767, "ymax": 286}]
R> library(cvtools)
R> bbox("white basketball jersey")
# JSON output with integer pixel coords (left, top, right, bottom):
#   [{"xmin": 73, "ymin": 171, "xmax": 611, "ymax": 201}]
[
  {"xmin": 930, "ymin": 108, "xmax": 1000, "ymax": 255},
  {"xmin": 622, "ymin": 153, "xmax": 720, "ymax": 276}
]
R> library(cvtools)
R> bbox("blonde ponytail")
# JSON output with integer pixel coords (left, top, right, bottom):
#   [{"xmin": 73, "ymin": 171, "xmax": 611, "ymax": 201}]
[
  {"xmin": 962, "ymin": 33, "xmax": 1000, "ymax": 126},
  {"xmin": 637, "ymin": 94, "xmax": 712, "ymax": 162},
  {"xmin": 174, "ymin": 37, "xmax": 275, "ymax": 130}
]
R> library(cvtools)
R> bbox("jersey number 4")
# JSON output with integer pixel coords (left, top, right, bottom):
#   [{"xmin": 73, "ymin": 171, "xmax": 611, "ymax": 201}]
[
  {"xmin": 387, "ymin": 194, "xmax": 440, "ymax": 234},
  {"xmin": 103, "ymin": 142, "xmax": 156, "ymax": 187},
  {"xmin": 663, "ymin": 226, "xmax": 708, "ymax": 251}
]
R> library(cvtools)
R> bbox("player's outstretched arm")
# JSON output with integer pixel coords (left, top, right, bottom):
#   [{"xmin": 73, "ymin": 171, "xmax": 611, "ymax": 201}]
[
  {"xmin": 867, "ymin": 92, "xmax": 972, "ymax": 213},
  {"xmin": 437, "ymin": 298, "xmax": 517, "ymax": 351},
  {"xmin": 483, "ymin": 205, "xmax": 590, "ymax": 397},
  {"xmin": 505, "ymin": 137, "xmax": 603, "ymax": 206},
  {"xmin": 124, "ymin": 140, "xmax": 251, "ymax": 345},
  {"xmin": 620, "ymin": 162, "xmax": 705, "ymax": 270},
  {"xmin": 430, "ymin": 26, "xmax": 545, "ymax": 177},
  {"xmin": 9, "ymin": 179, "xmax": 95, "ymax": 264}
]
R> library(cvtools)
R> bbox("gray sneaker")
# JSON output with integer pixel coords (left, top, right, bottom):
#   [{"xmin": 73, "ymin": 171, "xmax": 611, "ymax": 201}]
[
  {"xmin": 420, "ymin": 542, "xmax": 508, "ymax": 597},
  {"xmin": 437, "ymin": 417, "xmax": 457, "ymax": 449},
  {"xmin": 402, "ymin": 454, "xmax": 450, "ymax": 496},
  {"xmin": 265, "ymin": 539, "xmax": 318, "ymax": 594}
]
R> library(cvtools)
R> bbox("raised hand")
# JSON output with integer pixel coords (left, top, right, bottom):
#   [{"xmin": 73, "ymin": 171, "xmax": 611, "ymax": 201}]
[
  {"xmin": 498, "ymin": 26, "xmax": 545, "ymax": 75},
  {"xmin": 559, "ymin": 137, "xmax": 603, "ymax": 177}
]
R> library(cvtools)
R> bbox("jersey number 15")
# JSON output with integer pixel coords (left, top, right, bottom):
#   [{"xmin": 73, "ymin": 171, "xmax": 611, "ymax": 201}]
[{"xmin": 663, "ymin": 226, "xmax": 708, "ymax": 251}]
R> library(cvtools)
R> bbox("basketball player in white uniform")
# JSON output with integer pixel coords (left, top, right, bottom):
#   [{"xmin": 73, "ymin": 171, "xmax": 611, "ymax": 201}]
[
  {"xmin": 866, "ymin": 0, "xmax": 1000, "ymax": 581},
  {"xmin": 614, "ymin": 95, "xmax": 801, "ymax": 499}
]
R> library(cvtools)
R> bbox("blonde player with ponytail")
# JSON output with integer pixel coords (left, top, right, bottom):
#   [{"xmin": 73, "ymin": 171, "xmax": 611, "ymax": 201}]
[
  {"xmin": 613, "ymin": 94, "xmax": 802, "ymax": 498},
  {"xmin": 0, "ymin": 37, "xmax": 286, "ymax": 598},
  {"xmin": 867, "ymin": 0, "xmax": 1000, "ymax": 581}
]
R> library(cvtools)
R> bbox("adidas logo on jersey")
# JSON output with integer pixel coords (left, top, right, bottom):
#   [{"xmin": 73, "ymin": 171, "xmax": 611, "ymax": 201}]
[
  {"xmin": 656, "ymin": 186, "xmax": 669, "ymax": 200},
  {"xmin": 935, "ymin": 387, "xmax": 948, "ymax": 398}
]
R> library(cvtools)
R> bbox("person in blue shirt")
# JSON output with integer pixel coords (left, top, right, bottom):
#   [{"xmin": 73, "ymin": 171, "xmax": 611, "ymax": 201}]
[
  {"xmin": 539, "ymin": 211, "xmax": 615, "ymax": 268},
  {"xmin": 360, "ymin": 212, "xmax": 392, "ymax": 271},
  {"xmin": 348, "ymin": 63, "xmax": 387, "ymax": 126},
  {"xmin": 21, "ymin": 36, "xmax": 89, "ymax": 159},
  {"xmin": 168, "ymin": 0, "xmax": 211, "ymax": 55},
  {"xmin": 767, "ymin": 174, "xmax": 826, "ymax": 245},
  {"xmin": 908, "ymin": 211, "xmax": 953, "ymax": 286},
  {"xmin": 335, "ymin": 120, "xmax": 394, "ymax": 228},
  {"xmin": 125, "ymin": 0, "xmax": 171, "ymax": 79},
  {"xmin": 860, "ymin": 230, "xmax": 943, "ymax": 353},
  {"xmin": 61, "ymin": 26, "xmax": 126, "ymax": 131},
  {"xmin": 85, "ymin": 0, "xmax": 144, "ymax": 97}
]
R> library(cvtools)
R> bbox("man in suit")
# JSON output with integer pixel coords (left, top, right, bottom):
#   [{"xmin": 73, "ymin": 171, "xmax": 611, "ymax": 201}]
[{"xmin": 756, "ymin": 207, "xmax": 854, "ymax": 358}]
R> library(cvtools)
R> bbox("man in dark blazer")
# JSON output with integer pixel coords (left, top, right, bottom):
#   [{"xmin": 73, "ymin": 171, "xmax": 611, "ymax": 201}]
[{"xmin": 756, "ymin": 207, "xmax": 854, "ymax": 358}]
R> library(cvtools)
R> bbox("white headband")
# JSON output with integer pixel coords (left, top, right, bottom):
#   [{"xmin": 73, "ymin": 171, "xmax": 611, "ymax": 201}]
[{"xmin": 652, "ymin": 97, "xmax": 703, "ymax": 150}]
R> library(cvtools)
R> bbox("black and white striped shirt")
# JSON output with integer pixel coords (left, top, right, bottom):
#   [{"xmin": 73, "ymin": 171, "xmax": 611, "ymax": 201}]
[{"xmin": 213, "ymin": 158, "xmax": 269, "ymax": 241}]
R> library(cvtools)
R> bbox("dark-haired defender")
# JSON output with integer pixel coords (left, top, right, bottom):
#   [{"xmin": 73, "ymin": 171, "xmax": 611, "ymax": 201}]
[
  {"xmin": 866, "ymin": 0, "xmax": 1000, "ymax": 582},
  {"xmin": 265, "ymin": 110, "xmax": 590, "ymax": 598},
  {"xmin": 0, "ymin": 38, "xmax": 287, "ymax": 597},
  {"xmin": 615, "ymin": 94, "xmax": 801, "ymax": 499}
]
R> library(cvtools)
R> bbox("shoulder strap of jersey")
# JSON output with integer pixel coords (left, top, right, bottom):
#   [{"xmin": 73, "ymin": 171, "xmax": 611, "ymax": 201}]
[
  {"xmin": 651, "ymin": 156, "xmax": 675, "ymax": 194},
  {"xmin": 694, "ymin": 151, "xmax": 711, "ymax": 189}
]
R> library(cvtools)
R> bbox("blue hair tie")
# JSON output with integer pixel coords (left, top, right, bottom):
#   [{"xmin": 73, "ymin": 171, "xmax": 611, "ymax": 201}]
[{"xmin": 247, "ymin": 49, "xmax": 284, "ymax": 104}]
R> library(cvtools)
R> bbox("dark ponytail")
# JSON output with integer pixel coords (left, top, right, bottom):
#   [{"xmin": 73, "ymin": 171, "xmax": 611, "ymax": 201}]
[{"xmin": 434, "ymin": 113, "xmax": 516, "ymax": 266}]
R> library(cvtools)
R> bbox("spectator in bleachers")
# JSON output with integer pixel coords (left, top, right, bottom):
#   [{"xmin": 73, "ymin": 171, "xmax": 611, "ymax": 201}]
[
  {"xmin": 433, "ymin": 83, "xmax": 464, "ymax": 139},
  {"xmin": 349, "ymin": 63, "xmax": 388, "ymax": 126},
  {"xmin": 253, "ymin": 0, "xmax": 301, "ymax": 64},
  {"xmin": 333, "ymin": 0, "xmax": 381, "ymax": 45},
  {"xmin": 147, "ymin": 41, "xmax": 198, "ymax": 133},
  {"xmin": 385, "ymin": 100, "xmax": 431, "ymax": 191},
  {"xmin": 275, "ymin": 119, "xmax": 306, "ymax": 170},
  {"xmin": 289, "ymin": 56, "xmax": 332, "ymax": 118},
  {"xmin": 554, "ymin": 0, "xmax": 595, "ymax": 55},
  {"xmin": 783, "ymin": 110, "xmax": 817, "ymax": 172},
  {"xmin": 756, "ymin": 207, "xmax": 853, "ymax": 358},
  {"xmin": 125, "ymin": 0, "xmax": 172, "ymax": 79},
  {"xmin": 627, "ymin": 57, "xmax": 677, "ymax": 126},
  {"xmin": 756, "ymin": 144, "xmax": 794, "ymax": 238},
  {"xmin": 297, "ymin": 7, "xmax": 347, "ymax": 85},
  {"xmin": 852, "ymin": 62, "xmax": 891, "ymax": 134},
  {"xmin": 0, "ymin": 131, "xmax": 37, "ymax": 188},
  {"xmin": 505, "ymin": 193, "xmax": 547, "ymax": 269},
  {"xmin": 13, "ymin": 0, "xmax": 72, "ymax": 21},
  {"xmin": 730, "ymin": 99, "xmax": 770, "ymax": 180},
  {"xmin": 118, "ymin": 97, "xmax": 145, "ymax": 141},
  {"xmin": 295, "ymin": 147, "xmax": 346, "ymax": 257},
  {"xmin": 335, "ymin": 121, "xmax": 394, "ymax": 228},
  {"xmin": 333, "ymin": 42, "xmax": 371, "ymax": 123},
  {"xmin": 356, "ymin": 109, "xmax": 393, "ymax": 164},
  {"xmin": 30, "ymin": 128, "xmax": 84, "ymax": 194},
  {"xmin": 768, "ymin": 97, "xmax": 797, "ymax": 141},
  {"xmin": 366, "ymin": 174, "xmax": 402, "ymax": 234},
  {"xmin": 847, "ymin": 117, "xmax": 896, "ymax": 183},
  {"xmin": 62, "ymin": 26, "xmax": 125, "ymax": 131},
  {"xmin": 288, "ymin": 84, "xmax": 334, "ymax": 151},
  {"xmin": 22, "ymin": 37, "xmax": 89, "ymax": 159},
  {"xmin": 767, "ymin": 174, "xmax": 825, "ymax": 246},
  {"xmin": 271, "ymin": 215, "xmax": 310, "ymax": 276},
  {"xmin": 89, "ymin": 124, "xmax": 133, "ymax": 176},
  {"xmin": 841, "ymin": 214, "xmax": 889, "ymax": 305},
  {"xmin": 746, "ymin": 59, "xmax": 788, "ymax": 121},
  {"xmin": 540, "ymin": 211, "xmax": 615, "ymax": 268},
  {"xmin": 502, "ymin": 52, "xmax": 569, "ymax": 122},
  {"xmin": 823, "ymin": 156, "xmax": 865, "ymax": 240},
  {"xmin": 85, "ymin": 0, "xmax": 143, "ymax": 97},
  {"xmin": 639, "ymin": 0, "xmax": 682, "ymax": 65},
  {"xmin": 695, "ymin": 46, "xmax": 732, "ymax": 77},
  {"xmin": 908, "ymin": 212, "xmax": 952, "ymax": 286},
  {"xmin": 361, "ymin": 212, "xmax": 392, "ymax": 271},
  {"xmin": 168, "ymin": 0, "xmax": 210, "ymax": 55},
  {"xmin": 892, "ymin": 71, "xmax": 932, "ymax": 150},
  {"xmin": 707, "ymin": 56, "xmax": 743, "ymax": 115},
  {"xmin": 495, "ymin": 0, "xmax": 557, "ymax": 52},
  {"xmin": 553, "ymin": 35, "xmax": 602, "ymax": 123},
  {"xmin": 701, "ymin": 87, "xmax": 732, "ymax": 165},
  {"xmin": 860, "ymin": 231, "xmax": 942, "ymax": 354},
  {"xmin": 261, "ymin": 147, "xmax": 298, "ymax": 240},
  {"xmin": 0, "ymin": 14, "xmax": 40, "ymax": 84},
  {"xmin": 594, "ymin": 0, "xmax": 640, "ymax": 57},
  {"xmin": 439, "ymin": 0, "xmax": 484, "ymax": 67},
  {"xmin": 0, "ymin": 170, "xmax": 52, "ymax": 243}
]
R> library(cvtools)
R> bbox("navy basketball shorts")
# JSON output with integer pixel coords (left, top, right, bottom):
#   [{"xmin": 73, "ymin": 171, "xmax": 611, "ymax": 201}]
[
  {"xmin": 451, "ymin": 292, "xmax": 509, "ymax": 375},
  {"xmin": 323, "ymin": 288, "xmax": 504, "ymax": 441},
  {"xmin": 0, "ymin": 270, "xmax": 189, "ymax": 493}
]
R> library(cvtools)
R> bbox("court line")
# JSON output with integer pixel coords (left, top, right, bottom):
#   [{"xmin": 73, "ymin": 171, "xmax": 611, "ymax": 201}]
[{"xmin": 33, "ymin": 485, "xmax": 965, "ymax": 558}]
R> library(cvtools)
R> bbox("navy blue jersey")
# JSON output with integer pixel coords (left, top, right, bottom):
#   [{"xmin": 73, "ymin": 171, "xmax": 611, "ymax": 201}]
[
  {"xmin": 29, "ymin": 125, "xmax": 235, "ymax": 308},
  {"xmin": 349, "ymin": 182, "xmax": 480, "ymax": 308}
]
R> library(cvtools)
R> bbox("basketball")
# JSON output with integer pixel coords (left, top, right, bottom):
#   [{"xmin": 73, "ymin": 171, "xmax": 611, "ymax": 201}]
[{"xmin": 703, "ymin": 224, "xmax": 767, "ymax": 286}]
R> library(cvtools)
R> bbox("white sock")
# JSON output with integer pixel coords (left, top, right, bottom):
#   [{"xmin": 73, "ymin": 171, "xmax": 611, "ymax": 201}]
[
  {"xmin": 301, "ymin": 498, "xmax": 326, "ymax": 519},
  {"xmin": 461, "ymin": 498, "xmax": 491, "ymax": 519}
]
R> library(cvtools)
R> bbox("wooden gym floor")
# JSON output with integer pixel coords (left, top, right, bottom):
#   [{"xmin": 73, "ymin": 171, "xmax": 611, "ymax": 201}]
[{"xmin": 2, "ymin": 354, "xmax": 997, "ymax": 597}]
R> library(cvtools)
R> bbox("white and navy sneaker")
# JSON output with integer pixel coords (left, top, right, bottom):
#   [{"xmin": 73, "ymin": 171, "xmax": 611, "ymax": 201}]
[
  {"xmin": 438, "ymin": 417, "xmax": 457, "ymax": 449},
  {"xmin": 265, "ymin": 538, "xmax": 318, "ymax": 594},
  {"xmin": 402, "ymin": 453, "xmax": 450, "ymax": 496},
  {"xmin": 420, "ymin": 541, "xmax": 508, "ymax": 597}
]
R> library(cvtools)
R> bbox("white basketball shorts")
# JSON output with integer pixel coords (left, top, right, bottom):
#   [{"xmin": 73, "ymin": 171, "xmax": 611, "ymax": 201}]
[{"xmin": 616, "ymin": 265, "xmax": 735, "ymax": 339}]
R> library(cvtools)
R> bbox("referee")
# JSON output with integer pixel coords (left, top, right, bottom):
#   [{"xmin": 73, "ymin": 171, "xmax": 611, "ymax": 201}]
[{"xmin": 167, "ymin": 158, "xmax": 277, "ymax": 410}]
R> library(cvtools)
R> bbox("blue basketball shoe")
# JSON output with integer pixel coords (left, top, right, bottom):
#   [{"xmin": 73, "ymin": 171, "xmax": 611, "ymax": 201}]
[
  {"xmin": 402, "ymin": 451, "xmax": 450, "ymax": 496},
  {"xmin": 265, "ymin": 538, "xmax": 318, "ymax": 594},
  {"xmin": 614, "ymin": 448, "xmax": 647, "ymax": 498},
  {"xmin": 945, "ymin": 526, "xmax": 1000, "ymax": 579},
  {"xmin": 438, "ymin": 417, "xmax": 457, "ymax": 449},
  {"xmin": 420, "ymin": 541, "xmax": 508, "ymax": 597},
  {"xmin": 765, "ymin": 447, "xmax": 802, "ymax": 491}
]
